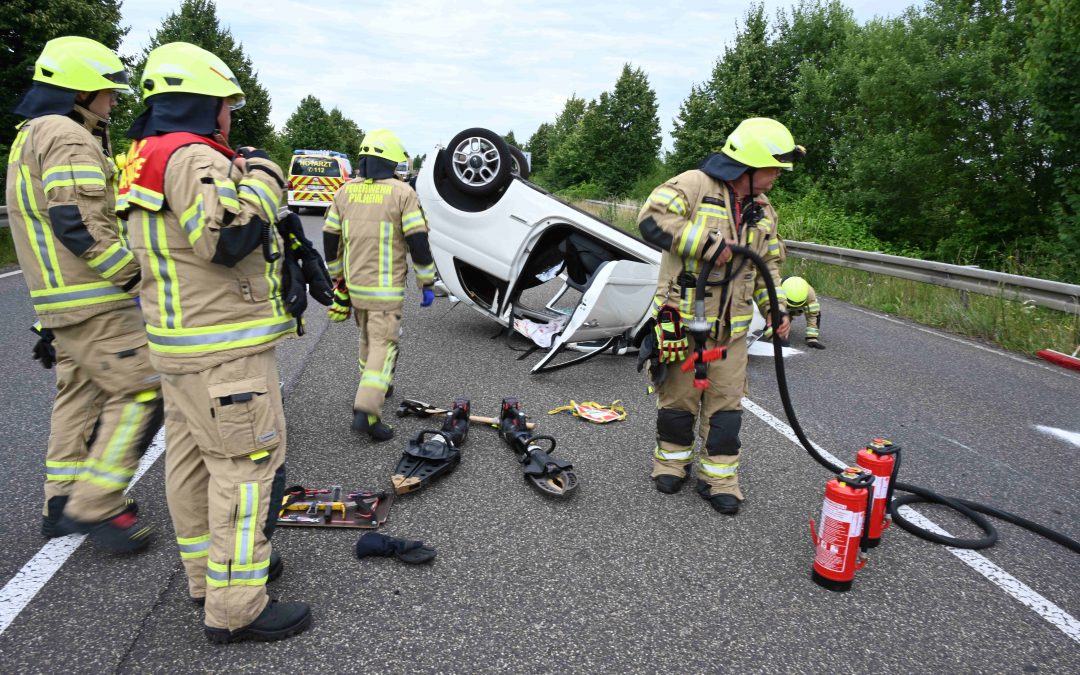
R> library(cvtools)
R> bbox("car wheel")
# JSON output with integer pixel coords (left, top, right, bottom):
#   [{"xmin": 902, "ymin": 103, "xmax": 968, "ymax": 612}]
[
  {"xmin": 509, "ymin": 145, "xmax": 530, "ymax": 180},
  {"xmin": 445, "ymin": 128, "xmax": 512, "ymax": 196}
]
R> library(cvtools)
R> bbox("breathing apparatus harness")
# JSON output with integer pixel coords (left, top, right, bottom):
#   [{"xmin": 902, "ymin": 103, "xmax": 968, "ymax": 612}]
[{"xmin": 735, "ymin": 243, "xmax": 1080, "ymax": 555}]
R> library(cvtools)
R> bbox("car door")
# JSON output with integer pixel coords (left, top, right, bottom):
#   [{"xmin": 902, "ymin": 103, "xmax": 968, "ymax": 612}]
[{"xmin": 531, "ymin": 259, "xmax": 658, "ymax": 372}]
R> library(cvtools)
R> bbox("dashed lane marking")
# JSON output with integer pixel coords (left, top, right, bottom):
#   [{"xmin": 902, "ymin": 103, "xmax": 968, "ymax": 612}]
[{"xmin": 0, "ymin": 430, "xmax": 165, "ymax": 636}]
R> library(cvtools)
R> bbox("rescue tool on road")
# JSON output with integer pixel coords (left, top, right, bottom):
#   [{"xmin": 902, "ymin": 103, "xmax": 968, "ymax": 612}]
[
  {"xmin": 499, "ymin": 398, "xmax": 578, "ymax": 498},
  {"xmin": 391, "ymin": 399, "xmax": 471, "ymax": 495}
]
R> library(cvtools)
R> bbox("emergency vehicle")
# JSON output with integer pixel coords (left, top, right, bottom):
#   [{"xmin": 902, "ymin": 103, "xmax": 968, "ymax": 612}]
[{"xmin": 287, "ymin": 149, "xmax": 352, "ymax": 213}]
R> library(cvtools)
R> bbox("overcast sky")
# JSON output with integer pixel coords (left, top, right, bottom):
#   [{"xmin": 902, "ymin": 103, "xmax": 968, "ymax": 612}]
[{"xmin": 120, "ymin": 0, "xmax": 925, "ymax": 156}]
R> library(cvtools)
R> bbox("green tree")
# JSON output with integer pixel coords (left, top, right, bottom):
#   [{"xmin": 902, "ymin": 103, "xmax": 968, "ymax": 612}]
[
  {"xmin": 113, "ymin": 0, "xmax": 274, "ymax": 152},
  {"xmin": 544, "ymin": 95, "xmax": 588, "ymax": 188},
  {"xmin": 670, "ymin": 3, "xmax": 780, "ymax": 172},
  {"xmin": 1026, "ymin": 0, "xmax": 1080, "ymax": 252},
  {"xmin": 327, "ymin": 107, "xmax": 364, "ymax": 166},
  {"xmin": 525, "ymin": 122, "xmax": 553, "ymax": 173},
  {"xmin": 503, "ymin": 130, "xmax": 519, "ymax": 148},
  {"xmin": 1, "ymin": 0, "xmax": 126, "ymax": 195},
  {"xmin": 281, "ymin": 95, "xmax": 333, "ymax": 151}
]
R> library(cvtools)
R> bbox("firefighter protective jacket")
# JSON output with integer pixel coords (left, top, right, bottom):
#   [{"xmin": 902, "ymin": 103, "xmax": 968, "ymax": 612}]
[
  {"xmin": 323, "ymin": 177, "xmax": 435, "ymax": 310},
  {"xmin": 6, "ymin": 108, "xmax": 139, "ymax": 328},
  {"xmin": 637, "ymin": 169, "xmax": 786, "ymax": 336},
  {"xmin": 119, "ymin": 136, "xmax": 293, "ymax": 374},
  {"xmin": 788, "ymin": 285, "xmax": 820, "ymax": 339}
]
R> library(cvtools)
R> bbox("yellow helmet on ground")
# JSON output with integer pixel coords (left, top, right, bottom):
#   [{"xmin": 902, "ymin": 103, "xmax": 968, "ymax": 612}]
[
  {"xmin": 140, "ymin": 42, "xmax": 245, "ymax": 109},
  {"xmin": 782, "ymin": 277, "xmax": 810, "ymax": 307},
  {"xmin": 359, "ymin": 129, "xmax": 407, "ymax": 164},
  {"xmin": 32, "ymin": 36, "xmax": 131, "ymax": 93},
  {"xmin": 721, "ymin": 118, "xmax": 805, "ymax": 170}
]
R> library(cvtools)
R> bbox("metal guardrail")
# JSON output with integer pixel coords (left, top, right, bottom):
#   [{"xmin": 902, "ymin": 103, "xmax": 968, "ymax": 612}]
[
  {"xmin": 579, "ymin": 199, "xmax": 1080, "ymax": 315},
  {"xmin": 0, "ymin": 206, "xmax": 7, "ymax": 229},
  {"xmin": 786, "ymin": 241, "xmax": 1080, "ymax": 315}
]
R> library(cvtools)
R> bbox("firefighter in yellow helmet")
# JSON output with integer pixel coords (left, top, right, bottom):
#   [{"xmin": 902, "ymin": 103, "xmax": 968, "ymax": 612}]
[
  {"xmin": 637, "ymin": 117, "xmax": 803, "ymax": 515},
  {"xmin": 322, "ymin": 129, "xmax": 436, "ymax": 440},
  {"xmin": 7, "ymin": 36, "xmax": 161, "ymax": 552},
  {"xmin": 119, "ymin": 42, "xmax": 310, "ymax": 643},
  {"xmin": 781, "ymin": 276, "xmax": 824, "ymax": 348}
]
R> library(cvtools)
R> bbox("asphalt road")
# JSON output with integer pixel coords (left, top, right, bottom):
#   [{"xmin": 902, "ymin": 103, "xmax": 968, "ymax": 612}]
[{"xmin": 0, "ymin": 212, "xmax": 1077, "ymax": 673}]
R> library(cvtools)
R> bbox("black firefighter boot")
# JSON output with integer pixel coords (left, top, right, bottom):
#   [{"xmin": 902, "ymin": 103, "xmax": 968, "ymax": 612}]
[
  {"xmin": 204, "ymin": 600, "xmax": 312, "ymax": 644},
  {"xmin": 696, "ymin": 479, "xmax": 740, "ymax": 515},
  {"xmin": 352, "ymin": 410, "xmax": 394, "ymax": 441},
  {"xmin": 55, "ymin": 510, "xmax": 155, "ymax": 552},
  {"xmin": 41, "ymin": 496, "xmax": 68, "ymax": 538}
]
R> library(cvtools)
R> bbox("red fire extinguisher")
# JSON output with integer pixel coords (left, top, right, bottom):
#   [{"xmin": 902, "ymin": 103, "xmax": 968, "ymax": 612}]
[
  {"xmin": 855, "ymin": 438, "xmax": 901, "ymax": 548},
  {"xmin": 811, "ymin": 467, "xmax": 875, "ymax": 592}
]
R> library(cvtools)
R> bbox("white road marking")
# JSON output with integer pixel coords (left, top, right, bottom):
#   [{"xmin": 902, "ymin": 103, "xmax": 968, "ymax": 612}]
[
  {"xmin": 1035, "ymin": 425, "xmax": 1080, "ymax": 448},
  {"xmin": 743, "ymin": 397, "xmax": 1080, "ymax": 645},
  {"xmin": 844, "ymin": 304, "xmax": 1078, "ymax": 377},
  {"xmin": 896, "ymin": 506, "xmax": 1080, "ymax": 644},
  {"xmin": 0, "ymin": 430, "xmax": 165, "ymax": 636},
  {"xmin": 0, "ymin": 269, "xmax": 24, "ymax": 280},
  {"xmin": 747, "ymin": 342, "xmax": 802, "ymax": 358}
]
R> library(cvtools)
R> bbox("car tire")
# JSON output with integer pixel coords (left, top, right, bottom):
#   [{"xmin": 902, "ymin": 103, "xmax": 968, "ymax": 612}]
[
  {"xmin": 509, "ymin": 145, "xmax": 530, "ymax": 180},
  {"xmin": 445, "ymin": 128, "xmax": 512, "ymax": 196}
]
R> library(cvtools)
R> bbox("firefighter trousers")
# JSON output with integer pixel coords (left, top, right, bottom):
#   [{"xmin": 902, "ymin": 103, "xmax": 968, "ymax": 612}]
[
  {"xmin": 161, "ymin": 349, "xmax": 286, "ymax": 631},
  {"xmin": 47, "ymin": 307, "xmax": 163, "ymax": 522},
  {"xmin": 353, "ymin": 308, "xmax": 401, "ymax": 416},
  {"xmin": 650, "ymin": 329, "xmax": 749, "ymax": 499}
]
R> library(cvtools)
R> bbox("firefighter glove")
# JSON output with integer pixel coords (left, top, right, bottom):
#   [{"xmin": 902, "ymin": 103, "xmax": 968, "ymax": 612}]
[
  {"xmin": 420, "ymin": 285, "xmax": 435, "ymax": 307},
  {"xmin": 653, "ymin": 306, "xmax": 688, "ymax": 363},
  {"xmin": 806, "ymin": 338, "xmax": 826, "ymax": 350},
  {"xmin": 30, "ymin": 324, "xmax": 57, "ymax": 370},
  {"xmin": 328, "ymin": 279, "xmax": 351, "ymax": 322}
]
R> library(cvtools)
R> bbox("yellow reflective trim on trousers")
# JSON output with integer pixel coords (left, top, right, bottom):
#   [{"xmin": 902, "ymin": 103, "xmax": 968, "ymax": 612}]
[
  {"xmin": 17, "ymin": 163, "xmax": 65, "ymax": 287},
  {"xmin": 177, "ymin": 533, "xmax": 210, "ymax": 559},
  {"xmin": 146, "ymin": 316, "xmax": 296, "ymax": 354},
  {"xmin": 807, "ymin": 327, "xmax": 820, "ymax": 337},
  {"xmin": 30, "ymin": 281, "xmax": 130, "ymax": 311},
  {"xmin": 235, "ymin": 482, "xmax": 259, "ymax": 565},
  {"xmin": 360, "ymin": 343, "xmax": 397, "ymax": 390},
  {"xmin": 655, "ymin": 446, "xmax": 693, "ymax": 462},
  {"xmin": 700, "ymin": 458, "xmax": 739, "ymax": 477},
  {"xmin": 99, "ymin": 400, "xmax": 141, "ymax": 473},
  {"xmin": 808, "ymin": 303, "xmax": 820, "ymax": 313},
  {"xmin": 45, "ymin": 460, "xmax": 85, "ymax": 481}
]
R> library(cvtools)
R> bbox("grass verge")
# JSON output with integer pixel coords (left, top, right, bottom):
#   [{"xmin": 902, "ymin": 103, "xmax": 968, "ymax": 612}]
[
  {"xmin": 0, "ymin": 227, "xmax": 18, "ymax": 268},
  {"xmin": 783, "ymin": 258, "xmax": 1080, "ymax": 356}
]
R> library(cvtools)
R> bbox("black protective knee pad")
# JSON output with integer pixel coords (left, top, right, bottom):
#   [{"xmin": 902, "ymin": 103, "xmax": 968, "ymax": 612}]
[
  {"xmin": 657, "ymin": 408, "xmax": 695, "ymax": 447},
  {"xmin": 263, "ymin": 464, "xmax": 287, "ymax": 540},
  {"xmin": 705, "ymin": 410, "xmax": 743, "ymax": 456}
]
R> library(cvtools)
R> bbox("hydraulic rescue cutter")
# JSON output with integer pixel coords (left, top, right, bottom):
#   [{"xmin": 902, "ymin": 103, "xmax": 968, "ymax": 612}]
[
  {"xmin": 391, "ymin": 399, "xmax": 471, "ymax": 495},
  {"xmin": 499, "ymin": 398, "xmax": 578, "ymax": 498},
  {"xmin": 277, "ymin": 485, "xmax": 393, "ymax": 529}
]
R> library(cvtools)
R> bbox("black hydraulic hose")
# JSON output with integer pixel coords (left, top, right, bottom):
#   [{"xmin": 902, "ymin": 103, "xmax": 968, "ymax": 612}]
[{"xmin": 728, "ymin": 244, "xmax": 1080, "ymax": 555}]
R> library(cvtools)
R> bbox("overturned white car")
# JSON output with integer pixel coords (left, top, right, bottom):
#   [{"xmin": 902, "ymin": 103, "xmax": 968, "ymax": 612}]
[{"xmin": 416, "ymin": 128, "xmax": 766, "ymax": 373}]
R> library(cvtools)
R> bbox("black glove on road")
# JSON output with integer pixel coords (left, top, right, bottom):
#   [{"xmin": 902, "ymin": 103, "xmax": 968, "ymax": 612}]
[{"xmin": 355, "ymin": 532, "xmax": 436, "ymax": 564}]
